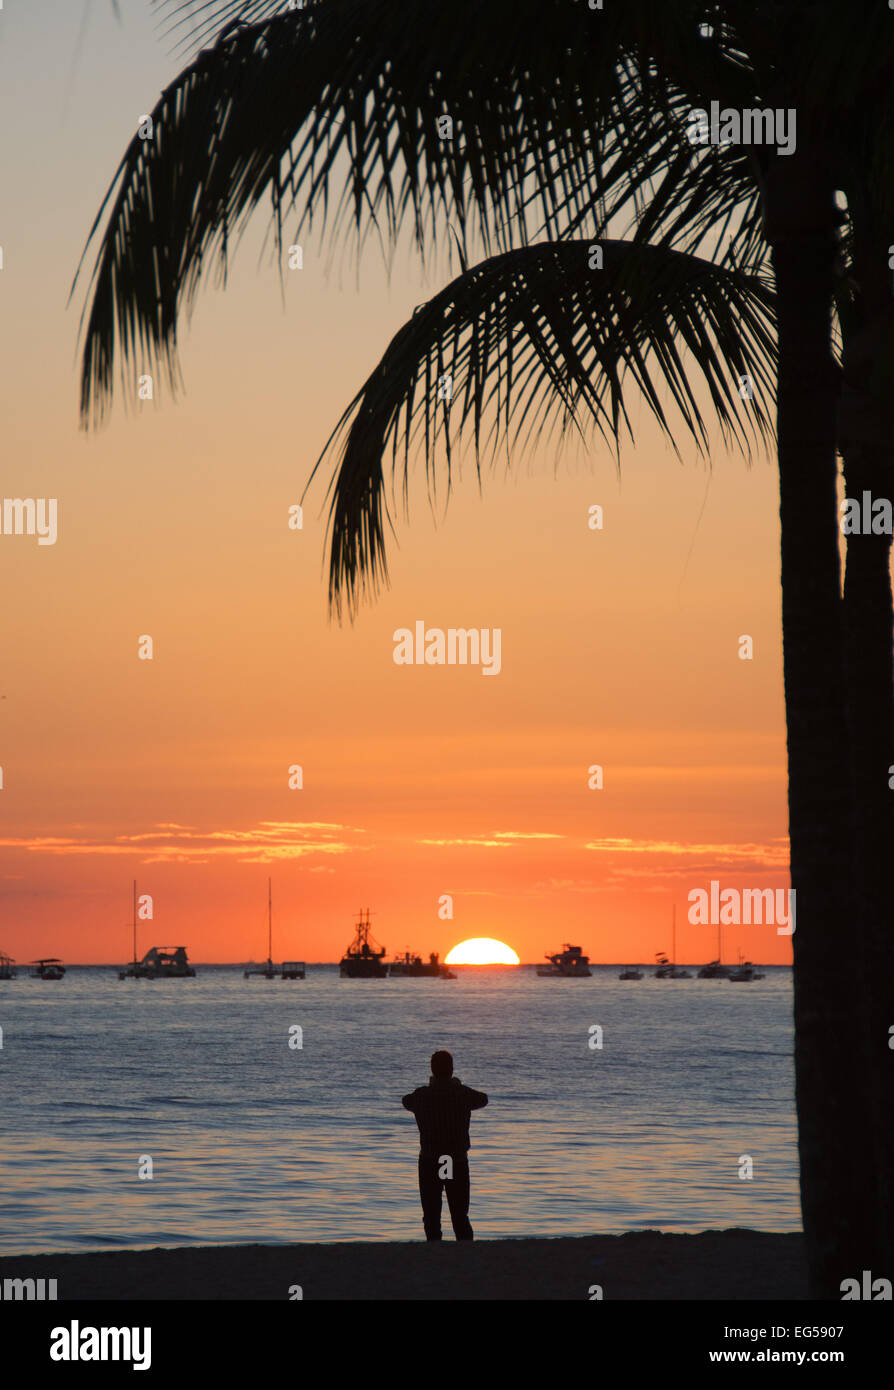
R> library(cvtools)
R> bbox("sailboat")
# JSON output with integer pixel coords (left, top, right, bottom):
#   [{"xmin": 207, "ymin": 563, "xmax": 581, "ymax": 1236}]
[
  {"xmin": 655, "ymin": 907, "xmax": 691, "ymax": 977},
  {"xmin": 118, "ymin": 880, "xmax": 196, "ymax": 979},
  {"xmin": 244, "ymin": 879, "xmax": 305, "ymax": 979},
  {"xmin": 728, "ymin": 951, "xmax": 765, "ymax": 982},
  {"xmin": 697, "ymin": 915, "xmax": 731, "ymax": 978}
]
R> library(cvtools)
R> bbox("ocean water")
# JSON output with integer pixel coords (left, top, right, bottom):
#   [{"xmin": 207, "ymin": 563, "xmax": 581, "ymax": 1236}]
[{"xmin": 0, "ymin": 965, "xmax": 799, "ymax": 1254}]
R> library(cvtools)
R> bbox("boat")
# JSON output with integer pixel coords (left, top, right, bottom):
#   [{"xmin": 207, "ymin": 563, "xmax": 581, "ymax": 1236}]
[
  {"xmin": 697, "ymin": 918, "xmax": 730, "ymax": 977},
  {"xmin": 30, "ymin": 958, "xmax": 65, "ymax": 980},
  {"xmin": 0, "ymin": 951, "xmax": 17, "ymax": 980},
  {"xmin": 655, "ymin": 907, "xmax": 691, "ymax": 977},
  {"xmin": 618, "ymin": 967, "xmax": 643, "ymax": 980},
  {"xmin": 244, "ymin": 879, "xmax": 305, "ymax": 979},
  {"xmin": 537, "ymin": 944, "xmax": 591, "ymax": 977},
  {"xmin": 389, "ymin": 950, "xmax": 454, "ymax": 978},
  {"xmin": 119, "ymin": 946, "xmax": 196, "ymax": 980},
  {"xmin": 340, "ymin": 909, "xmax": 387, "ymax": 977},
  {"xmin": 729, "ymin": 953, "xmax": 765, "ymax": 983},
  {"xmin": 697, "ymin": 959, "xmax": 731, "ymax": 979},
  {"xmin": 117, "ymin": 879, "xmax": 196, "ymax": 979}
]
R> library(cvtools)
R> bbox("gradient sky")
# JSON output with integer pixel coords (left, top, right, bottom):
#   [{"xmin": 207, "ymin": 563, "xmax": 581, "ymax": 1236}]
[{"xmin": 0, "ymin": 1, "xmax": 794, "ymax": 964}]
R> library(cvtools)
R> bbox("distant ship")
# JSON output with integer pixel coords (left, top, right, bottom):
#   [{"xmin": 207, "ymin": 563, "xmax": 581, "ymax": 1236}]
[
  {"xmin": 119, "ymin": 946, "xmax": 196, "ymax": 980},
  {"xmin": 117, "ymin": 879, "xmax": 196, "ymax": 980},
  {"xmin": 0, "ymin": 951, "xmax": 17, "ymax": 980},
  {"xmin": 729, "ymin": 954, "xmax": 765, "ymax": 983},
  {"xmin": 340, "ymin": 909, "xmax": 387, "ymax": 978},
  {"xmin": 654, "ymin": 907, "xmax": 691, "ymax": 977},
  {"xmin": 244, "ymin": 879, "xmax": 305, "ymax": 980},
  {"xmin": 654, "ymin": 952, "xmax": 691, "ymax": 979},
  {"xmin": 697, "ymin": 920, "xmax": 730, "ymax": 977},
  {"xmin": 697, "ymin": 960, "xmax": 731, "ymax": 979},
  {"xmin": 537, "ymin": 944, "xmax": 591, "ymax": 977},
  {"xmin": 389, "ymin": 950, "xmax": 455, "ymax": 979},
  {"xmin": 618, "ymin": 966, "xmax": 643, "ymax": 980},
  {"xmin": 30, "ymin": 958, "xmax": 65, "ymax": 980}
]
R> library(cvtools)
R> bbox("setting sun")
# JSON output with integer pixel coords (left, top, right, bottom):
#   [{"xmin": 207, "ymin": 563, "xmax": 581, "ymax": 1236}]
[{"xmin": 445, "ymin": 938, "xmax": 520, "ymax": 965}]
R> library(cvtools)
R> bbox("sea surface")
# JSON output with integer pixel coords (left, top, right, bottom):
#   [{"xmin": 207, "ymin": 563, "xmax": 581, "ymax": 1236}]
[{"xmin": 0, "ymin": 965, "xmax": 799, "ymax": 1254}]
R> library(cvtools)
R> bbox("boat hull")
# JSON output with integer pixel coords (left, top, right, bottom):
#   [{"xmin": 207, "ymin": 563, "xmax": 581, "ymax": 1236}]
[
  {"xmin": 340, "ymin": 959, "xmax": 387, "ymax": 978},
  {"xmin": 537, "ymin": 965, "xmax": 592, "ymax": 977}
]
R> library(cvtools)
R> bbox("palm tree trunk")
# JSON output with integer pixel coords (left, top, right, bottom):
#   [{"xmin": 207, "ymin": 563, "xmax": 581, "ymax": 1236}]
[
  {"xmin": 840, "ymin": 465, "xmax": 894, "ymax": 1279},
  {"xmin": 839, "ymin": 274, "xmax": 894, "ymax": 1275},
  {"xmin": 766, "ymin": 155, "xmax": 875, "ymax": 1298}
]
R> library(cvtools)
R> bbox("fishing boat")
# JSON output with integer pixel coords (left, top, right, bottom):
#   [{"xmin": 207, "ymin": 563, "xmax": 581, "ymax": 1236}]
[
  {"xmin": 729, "ymin": 953, "xmax": 765, "ymax": 982},
  {"xmin": 0, "ymin": 951, "xmax": 17, "ymax": 980},
  {"xmin": 537, "ymin": 944, "xmax": 591, "ymax": 977},
  {"xmin": 117, "ymin": 880, "xmax": 196, "ymax": 979},
  {"xmin": 697, "ymin": 918, "xmax": 730, "ymax": 977},
  {"xmin": 30, "ymin": 958, "xmax": 65, "ymax": 980},
  {"xmin": 340, "ymin": 909, "xmax": 387, "ymax": 977},
  {"xmin": 618, "ymin": 966, "xmax": 643, "ymax": 980},
  {"xmin": 244, "ymin": 879, "xmax": 305, "ymax": 979},
  {"xmin": 389, "ymin": 950, "xmax": 455, "ymax": 978}
]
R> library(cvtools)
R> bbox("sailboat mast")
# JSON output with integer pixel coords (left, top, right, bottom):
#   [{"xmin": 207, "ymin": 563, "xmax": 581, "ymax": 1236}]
[
  {"xmin": 672, "ymin": 903, "xmax": 676, "ymax": 965},
  {"xmin": 268, "ymin": 877, "xmax": 273, "ymax": 964},
  {"xmin": 132, "ymin": 878, "xmax": 137, "ymax": 968}
]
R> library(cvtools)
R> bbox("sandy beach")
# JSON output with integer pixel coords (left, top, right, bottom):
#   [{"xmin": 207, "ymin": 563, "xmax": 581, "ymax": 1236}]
[{"xmin": 0, "ymin": 1230, "xmax": 806, "ymax": 1300}]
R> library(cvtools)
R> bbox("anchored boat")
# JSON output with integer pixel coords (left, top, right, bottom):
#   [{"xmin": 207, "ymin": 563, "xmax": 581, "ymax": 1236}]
[
  {"xmin": 697, "ymin": 919, "xmax": 730, "ymax": 977},
  {"xmin": 0, "ymin": 951, "xmax": 17, "ymax": 980},
  {"xmin": 117, "ymin": 880, "xmax": 196, "ymax": 979},
  {"xmin": 389, "ymin": 950, "xmax": 455, "ymax": 979},
  {"xmin": 654, "ymin": 907, "xmax": 691, "ymax": 977},
  {"xmin": 119, "ymin": 946, "xmax": 196, "ymax": 980},
  {"xmin": 537, "ymin": 944, "xmax": 591, "ymax": 977},
  {"xmin": 729, "ymin": 953, "xmax": 765, "ymax": 982},
  {"xmin": 340, "ymin": 909, "xmax": 387, "ymax": 977},
  {"xmin": 30, "ymin": 958, "xmax": 65, "ymax": 980},
  {"xmin": 244, "ymin": 879, "xmax": 305, "ymax": 980},
  {"xmin": 618, "ymin": 966, "xmax": 643, "ymax": 980}
]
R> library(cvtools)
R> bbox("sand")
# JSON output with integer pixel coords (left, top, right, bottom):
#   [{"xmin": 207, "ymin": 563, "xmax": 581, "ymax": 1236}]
[{"xmin": 0, "ymin": 1229, "xmax": 806, "ymax": 1299}]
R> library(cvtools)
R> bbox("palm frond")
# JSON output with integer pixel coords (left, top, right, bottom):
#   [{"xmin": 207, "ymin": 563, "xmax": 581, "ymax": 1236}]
[
  {"xmin": 308, "ymin": 238, "xmax": 777, "ymax": 618},
  {"xmin": 77, "ymin": 0, "xmax": 770, "ymax": 426}
]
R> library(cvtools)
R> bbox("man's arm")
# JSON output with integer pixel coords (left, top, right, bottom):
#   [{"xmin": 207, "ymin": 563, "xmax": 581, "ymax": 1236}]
[
  {"xmin": 463, "ymin": 1087, "xmax": 488, "ymax": 1110},
  {"xmin": 402, "ymin": 1090, "xmax": 420, "ymax": 1112}
]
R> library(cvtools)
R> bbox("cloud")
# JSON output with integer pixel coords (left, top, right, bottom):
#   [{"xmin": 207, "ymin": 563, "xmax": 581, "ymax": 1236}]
[
  {"xmin": 584, "ymin": 837, "xmax": 790, "ymax": 874},
  {"xmin": 0, "ymin": 822, "xmax": 365, "ymax": 866},
  {"xmin": 419, "ymin": 830, "xmax": 563, "ymax": 847},
  {"xmin": 532, "ymin": 877, "xmax": 603, "ymax": 894},
  {"xmin": 491, "ymin": 831, "xmax": 564, "ymax": 840},
  {"xmin": 418, "ymin": 838, "xmax": 513, "ymax": 848}
]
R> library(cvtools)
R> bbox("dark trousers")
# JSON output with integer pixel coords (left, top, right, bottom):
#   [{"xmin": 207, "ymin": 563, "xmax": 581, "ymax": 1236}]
[{"xmin": 418, "ymin": 1152, "xmax": 473, "ymax": 1240}]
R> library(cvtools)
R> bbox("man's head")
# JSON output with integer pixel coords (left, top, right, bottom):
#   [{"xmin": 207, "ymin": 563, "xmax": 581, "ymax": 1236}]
[{"xmin": 430, "ymin": 1049, "xmax": 453, "ymax": 1079}]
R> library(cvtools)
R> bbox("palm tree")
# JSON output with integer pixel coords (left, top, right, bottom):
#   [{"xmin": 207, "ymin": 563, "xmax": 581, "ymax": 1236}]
[{"xmin": 74, "ymin": 0, "xmax": 894, "ymax": 1295}]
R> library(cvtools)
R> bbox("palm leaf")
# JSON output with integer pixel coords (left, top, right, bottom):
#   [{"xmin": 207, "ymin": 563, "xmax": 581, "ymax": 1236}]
[
  {"xmin": 77, "ymin": 0, "xmax": 771, "ymax": 425},
  {"xmin": 308, "ymin": 238, "xmax": 777, "ymax": 617}
]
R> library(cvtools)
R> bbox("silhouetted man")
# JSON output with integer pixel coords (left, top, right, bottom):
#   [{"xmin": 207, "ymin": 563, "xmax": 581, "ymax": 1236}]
[{"xmin": 402, "ymin": 1050, "xmax": 488, "ymax": 1241}]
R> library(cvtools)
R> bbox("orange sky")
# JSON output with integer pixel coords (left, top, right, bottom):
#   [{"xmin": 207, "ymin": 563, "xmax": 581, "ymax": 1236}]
[{"xmin": 0, "ymin": 2, "xmax": 792, "ymax": 965}]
